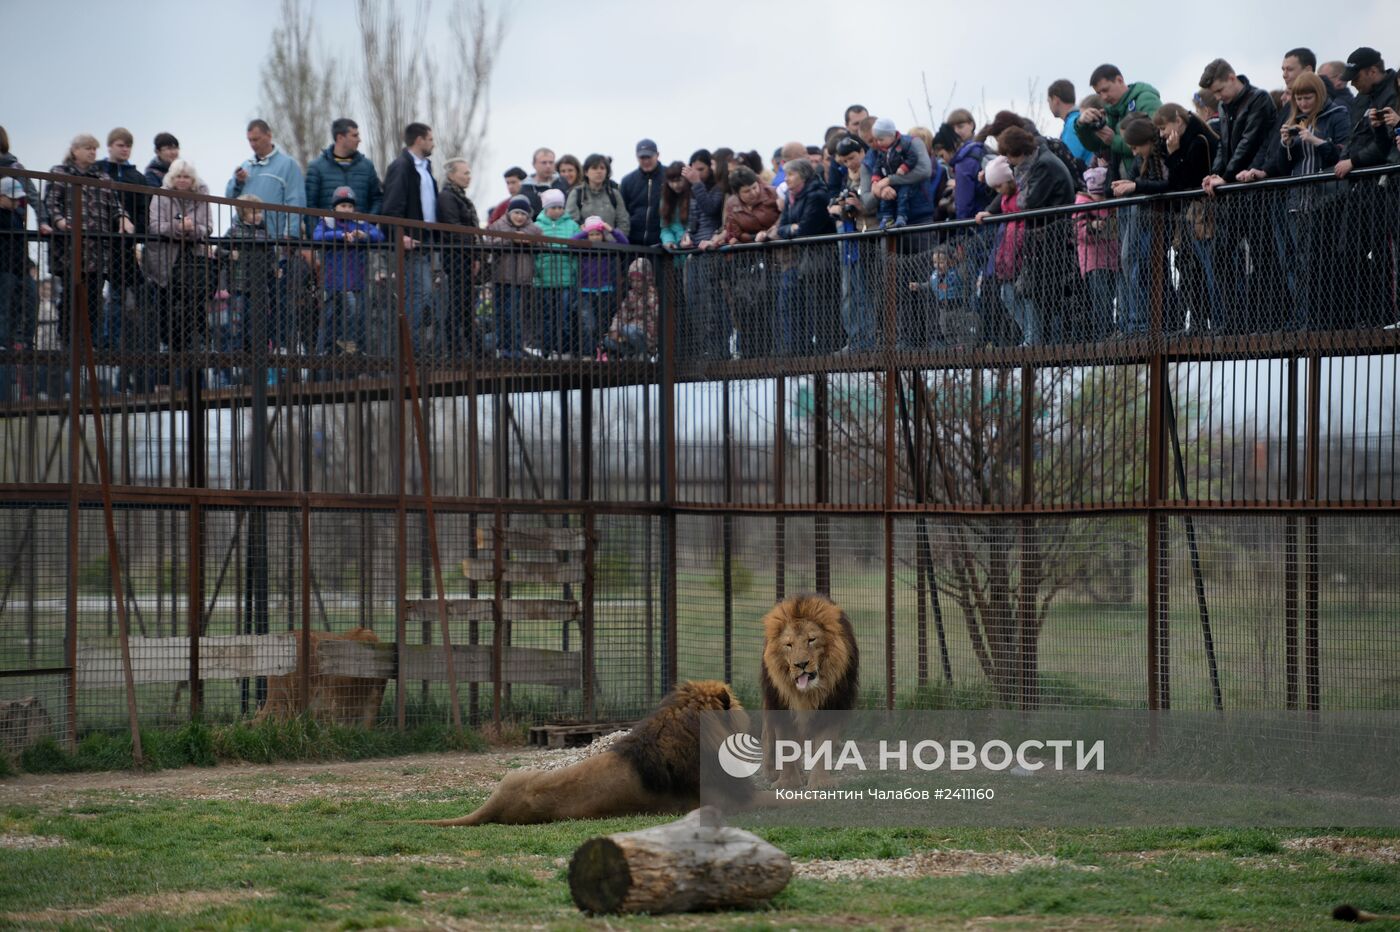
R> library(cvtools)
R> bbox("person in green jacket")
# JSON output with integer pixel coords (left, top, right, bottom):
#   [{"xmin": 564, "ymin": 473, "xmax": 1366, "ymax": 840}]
[
  {"xmin": 532, "ymin": 189, "xmax": 581, "ymax": 357},
  {"xmin": 1075, "ymin": 64, "xmax": 1162, "ymax": 178}
]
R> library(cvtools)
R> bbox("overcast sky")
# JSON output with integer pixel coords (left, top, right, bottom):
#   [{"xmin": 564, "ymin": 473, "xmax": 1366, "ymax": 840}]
[{"xmin": 8, "ymin": 0, "xmax": 1399, "ymax": 210}]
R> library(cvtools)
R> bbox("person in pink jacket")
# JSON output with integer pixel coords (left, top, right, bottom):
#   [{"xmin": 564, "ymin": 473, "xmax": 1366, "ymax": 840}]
[{"xmin": 1074, "ymin": 165, "xmax": 1120, "ymax": 340}]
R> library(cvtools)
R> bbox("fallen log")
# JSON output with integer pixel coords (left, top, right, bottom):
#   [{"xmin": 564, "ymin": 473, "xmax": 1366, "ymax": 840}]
[{"xmin": 568, "ymin": 806, "xmax": 791, "ymax": 915}]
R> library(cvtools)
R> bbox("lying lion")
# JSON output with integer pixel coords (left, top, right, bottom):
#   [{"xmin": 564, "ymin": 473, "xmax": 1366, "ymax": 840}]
[
  {"xmin": 253, "ymin": 627, "xmax": 387, "ymax": 729},
  {"xmin": 424, "ymin": 679, "xmax": 743, "ymax": 826}
]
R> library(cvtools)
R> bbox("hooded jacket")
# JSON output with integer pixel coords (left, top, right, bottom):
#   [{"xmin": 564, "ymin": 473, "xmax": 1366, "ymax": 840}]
[
  {"xmin": 608, "ymin": 258, "xmax": 658, "ymax": 352},
  {"xmin": 305, "ymin": 146, "xmax": 384, "ymax": 217},
  {"xmin": 952, "ymin": 140, "xmax": 993, "ymax": 219},
  {"xmin": 722, "ymin": 184, "xmax": 782, "ymax": 243},
  {"xmin": 621, "ymin": 164, "xmax": 665, "ymax": 246},
  {"xmin": 95, "ymin": 157, "xmax": 151, "ymax": 235},
  {"xmin": 144, "ymin": 156, "xmax": 171, "ymax": 188},
  {"xmin": 566, "ymin": 181, "xmax": 631, "ymax": 236},
  {"xmin": 532, "ymin": 209, "xmax": 581, "ymax": 288},
  {"xmin": 1213, "ymin": 76, "xmax": 1277, "ymax": 178},
  {"xmin": 1075, "ymin": 81, "xmax": 1162, "ymax": 176},
  {"xmin": 776, "ymin": 175, "xmax": 837, "ymax": 240},
  {"xmin": 484, "ymin": 214, "xmax": 541, "ymax": 285},
  {"xmin": 313, "ymin": 216, "xmax": 386, "ymax": 292},
  {"xmin": 570, "ymin": 229, "xmax": 629, "ymax": 290},
  {"xmin": 1268, "ymin": 98, "xmax": 1351, "ymax": 177}
]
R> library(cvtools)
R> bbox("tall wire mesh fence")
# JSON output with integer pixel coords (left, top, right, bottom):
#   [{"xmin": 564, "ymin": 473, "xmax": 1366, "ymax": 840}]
[{"xmin": 1, "ymin": 163, "xmax": 1398, "ymax": 752}]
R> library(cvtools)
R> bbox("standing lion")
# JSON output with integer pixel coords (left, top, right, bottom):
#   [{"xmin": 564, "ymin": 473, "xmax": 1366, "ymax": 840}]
[{"xmin": 759, "ymin": 594, "xmax": 860, "ymax": 788}]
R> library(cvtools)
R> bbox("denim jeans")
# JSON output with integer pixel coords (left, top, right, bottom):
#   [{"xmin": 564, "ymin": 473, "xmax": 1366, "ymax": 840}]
[
  {"xmin": 839, "ymin": 256, "xmax": 876, "ymax": 351},
  {"xmin": 1083, "ymin": 269, "xmax": 1116, "ymax": 341},
  {"xmin": 316, "ymin": 291, "xmax": 364, "ymax": 356},
  {"xmin": 1000, "ymin": 281, "xmax": 1040, "ymax": 346},
  {"xmin": 494, "ymin": 283, "xmax": 526, "ymax": 357},
  {"xmin": 534, "ymin": 287, "xmax": 573, "ymax": 356},
  {"xmin": 1118, "ymin": 206, "xmax": 1153, "ymax": 334},
  {"xmin": 404, "ymin": 252, "xmax": 434, "ymax": 353}
]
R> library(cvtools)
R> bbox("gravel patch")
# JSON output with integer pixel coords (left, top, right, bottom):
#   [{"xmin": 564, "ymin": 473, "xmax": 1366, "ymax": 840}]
[
  {"xmin": 0, "ymin": 833, "xmax": 65, "ymax": 850},
  {"xmin": 1282, "ymin": 836, "xmax": 1400, "ymax": 863},
  {"xmin": 794, "ymin": 849, "xmax": 1076, "ymax": 881}
]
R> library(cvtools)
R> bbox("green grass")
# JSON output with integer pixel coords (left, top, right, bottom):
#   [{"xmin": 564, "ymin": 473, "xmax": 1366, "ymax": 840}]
[
  {"xmin": 0, "ymin": 786, "xmax": 1396, "ymax": 929},
  {"xmin": 13, "ymin": 717, "xmax": 483, "ymax": 775}
]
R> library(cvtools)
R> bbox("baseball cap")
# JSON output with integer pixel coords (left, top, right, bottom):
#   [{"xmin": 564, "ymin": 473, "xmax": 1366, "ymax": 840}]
[
  {"xmin": 1343, "ymin": 47, "xmax": 1383, "ymax": 80},
  {"xmin": 331, "ymin": 185, "xmax": 356, "ymax": 207},
  {"xmin": 635, "ymin": 138, "xmax": 658, "ymax": 158}
]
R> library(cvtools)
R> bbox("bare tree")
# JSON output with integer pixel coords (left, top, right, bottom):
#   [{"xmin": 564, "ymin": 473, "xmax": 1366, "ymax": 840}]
[
  {"xmin": 258, "ymin": 0, "xmax": 350, "ymax": 170},
  {"xmin": 356, "ymin": 0, "xmax": 505, "ymax": 194}
]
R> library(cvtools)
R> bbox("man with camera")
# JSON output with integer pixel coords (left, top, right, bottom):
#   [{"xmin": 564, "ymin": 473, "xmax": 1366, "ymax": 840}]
[
  {"xmin": 1074, "ymin": 64, "xmax": 1161, "ymax": 179},
  {"xmin": 1334, "ymin": 47, "xmax": 1398, "ymax": 177}
]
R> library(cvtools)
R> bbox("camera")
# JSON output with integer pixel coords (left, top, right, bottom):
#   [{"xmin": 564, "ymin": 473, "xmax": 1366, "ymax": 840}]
[
  {"xmin": 828, "ymin": 192, "xmax": 858, "ymax": 215},
  {"xmin": 1287, "ymin": 125, "xmax": 1301, "ymax": 137},
  {"xmin": 1079, "ymin": 115, "xmax": 1105, "ymax": 132}
]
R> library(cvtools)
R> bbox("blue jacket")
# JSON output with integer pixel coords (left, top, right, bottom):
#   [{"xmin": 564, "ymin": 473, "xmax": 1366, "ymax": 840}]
[
  {"xmin": 952, "ymin": 140, "xmax": 993, "ymax": 219},
  {"xmin": 313, "ymin": 218, "xmax": 385, "ymax": 292},
  {"xmin": 305, "ymin": 146, "xmax": 383, "ymax": 219},
  {"xmin": 225, "ymin": 147, "xmax": 306, "ymax": 239},
  {"xmin": 1060, "ymin": 111, "xmax": 1091, "ymax": 164}
]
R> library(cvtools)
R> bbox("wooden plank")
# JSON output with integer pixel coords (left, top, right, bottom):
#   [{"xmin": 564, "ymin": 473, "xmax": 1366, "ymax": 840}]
[
  {"xmin": 404, "ymin": 598, "xmax": 580, "ymax": 623},
  {"xmin": 76, "ymin": 635, "xmax": 296, "ymax": 688},
  {"xmin": 399, "ymin": 644, "xmax": 581, "ymax": 689},
  {"xmin": 460, "ymin": 558, "xmax": 586, "ymax": 585},
  {"xmin": 300, "ymin": 641, "xmax": 582, "ymax": 689},
  {"xmin": 476, "ymin": 526, "xmax": 586, "ymax": 552}
]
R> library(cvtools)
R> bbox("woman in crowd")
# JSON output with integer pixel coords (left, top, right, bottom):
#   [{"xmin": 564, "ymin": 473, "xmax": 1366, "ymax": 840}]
[
  {"xmin": 556, "ymin": 154, "xmax": 581, "ymax": 192},
  {"xmin": 1254, "ymin": 72, "xmax": 1352, "ymax": 327},
  {"xmin": 763, "ymin": 158, "xmax": 837, "ymax": 355},
  {"xmin": 680, "ymin": 149, "xmax": 727, "ymax": 358},
  {"xmin": 658, "ymin": 161, "xmax": 690, "ymax": 251},
  {"xmin": 717, "ymin": 164, "xmax": 781, "ymax": 356},
  {"xmin": 975, "ymin": 156, "xmax": 1033, "ymax": 345},
  {"xmin": 566, "ymin": 153, "xmax": 630, "ymax": 237},
  {"xmin": 147, "ymin": 159, "xmax": 213, "ymax": 379},
  {"xmin": 44, "ymin": 133, "xmax": 133, "ymax": 353},
  {"xmin": 1153, "ymin": 102, "xmax": 1219, "ymax": 332}
]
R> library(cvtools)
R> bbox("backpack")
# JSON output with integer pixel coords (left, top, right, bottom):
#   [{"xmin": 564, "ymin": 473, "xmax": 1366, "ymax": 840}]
[{"xmin": 1043, "ymin": 136, "xmax": 1087, "ymax": 192}]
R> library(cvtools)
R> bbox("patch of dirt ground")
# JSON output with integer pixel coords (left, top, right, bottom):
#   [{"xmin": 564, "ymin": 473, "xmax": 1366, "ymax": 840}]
[
  {"xmin": 2, "ymin": 890, "xmax": 266, "ymax": 924},
  {"xmin": 1282, "ymin": 836, "xmax": 1400, "ymax": 863},
  {"xmin": 794, "ymin": 849, "xmax": 1091, "ymax": 881},
  {"xmin": 0, "ymin": 747, "xmax": 591, "ymax": 810}
]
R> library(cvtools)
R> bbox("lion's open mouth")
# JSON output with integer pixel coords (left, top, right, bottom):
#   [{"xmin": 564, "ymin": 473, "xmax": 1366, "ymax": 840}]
[{"xmin": 795, "ymin": 672, "xmax": 817, "ymax": 691}]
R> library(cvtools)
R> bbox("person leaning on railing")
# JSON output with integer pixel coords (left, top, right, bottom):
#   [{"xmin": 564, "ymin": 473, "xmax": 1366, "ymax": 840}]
[
  {"xmin": 43, "ymin": 134, "xmax": 133, "ymax": 354},
  {"xmin": 147, "ymin": 160, "xmax": 213, "ymax": 382},
  {"xmin": 761, "ymin": 158, "xmax": 837, "ymax": 356}
]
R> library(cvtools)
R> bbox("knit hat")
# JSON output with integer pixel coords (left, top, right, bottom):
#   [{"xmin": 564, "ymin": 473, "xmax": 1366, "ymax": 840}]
[
  {"xmin": 508, "ymin": 195, "xmax": 532, "ymax": 214},
  {"xmin": 872, "ymin": 116, "xmax": 898, "ymax": 138},
  {"xmin": 582, "ymin": 215, "xmax": 607, "ymax": 233},
  {"xmin": 540, "ymin": 189, "xmax": 566, "ymax": 210},
  {"xmin": 1082, "ymin": 166, "xmax": 1108, "ymax": 195},
  {"xmin": 628, "ymin": 258, "xmax": 652, "ymax": 278},
  {"xmin": 331, "ymin": 185, "xmax": 356, "ymax": 207},
  {"xmin": 984, "ymin": 156, "xmax": 1014, "ymax": 188}
]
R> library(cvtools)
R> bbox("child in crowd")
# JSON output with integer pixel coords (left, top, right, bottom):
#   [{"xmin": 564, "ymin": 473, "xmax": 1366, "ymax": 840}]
[
  {"xmin": 571, "ymin": 215, "xmax": 628, "ymax": 357},
  {"xmin": 870, "ymin": 117, "xmax": 916, "ymax": 229},
  {"xmin": 216, "ymin": 196, "xmax": 276, "ymax": 386},
  {"xmin": 532, "ymin": 188, "xmax": 581, "ymax": 358},
  {"xmin": 1075, "ymin": 166, "xmax": 1120, "ymax": 341},
  {"xmin": 605, "ymin": 258, "xmax": 659, "ymax": 360},
  {"xmin": 909, "ymin": 245, "xmax": 973, "ymax": 344},
  {"xmin": 485, "ymin": 194, "xmax": 541, "ymax": 358},
  {"xmin": 975, "ymin": 156, "xmax": 1035, "ymax": 345},
  {"xmin": 311, "ymin": 185, "xmax": 384, "ymax": 362}
]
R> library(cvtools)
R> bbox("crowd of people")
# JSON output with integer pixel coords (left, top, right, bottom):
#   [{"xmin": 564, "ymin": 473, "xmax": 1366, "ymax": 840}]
[{"xmin": 0, "ymin": 43, "xmax": 1398, "ymax": 392}]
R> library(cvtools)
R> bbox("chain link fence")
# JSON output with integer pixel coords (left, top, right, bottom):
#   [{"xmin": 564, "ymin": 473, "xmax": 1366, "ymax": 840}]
[{"xmin": 1, "ymin": 164, "xmax": 1397, "ymax": 753}]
